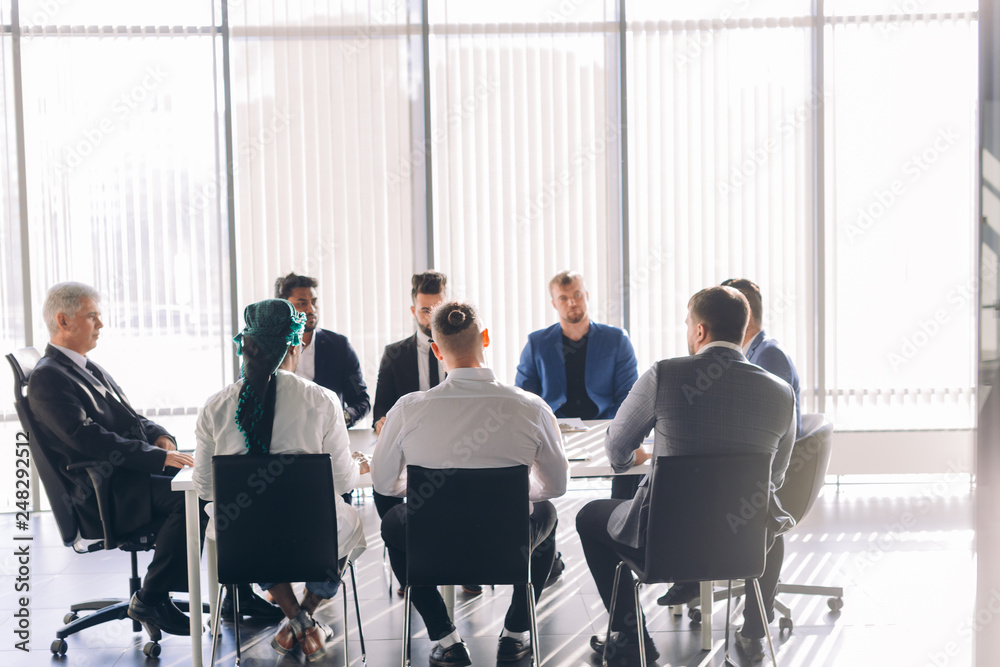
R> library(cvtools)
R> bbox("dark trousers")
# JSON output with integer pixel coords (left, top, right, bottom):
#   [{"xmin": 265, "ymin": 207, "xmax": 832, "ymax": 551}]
[
  {"xmin": 373, "ymin": 489, "xmax": 405, "ymax": 519},
  {"xmin": 142, "ymin": 475, "xmax": 208, "ymax": 594},
  {"xmin": 381, "ymin": 500, "xmax": 558, "ymax": 639},
  {"xmin": 741, "ymin": 534, "xmax": 784, "ymax": 637},
  {"xmin": 576, "ymin": 499, "xmax": 649, "ymax": 635},
  {"xmin": 610, "ymin": 475, "xmax": 641, "ymax": 500}
]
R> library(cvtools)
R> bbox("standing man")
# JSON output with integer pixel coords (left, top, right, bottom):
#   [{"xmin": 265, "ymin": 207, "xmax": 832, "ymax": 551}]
[
  {"xmin": 371, "ymin": 270, "xmax": 448, "ymax": 434},
  {"xmin": 373, "ymin": 301, "xmax": 568, "ymax": 666},
  {"xmin": 27, "ymin": 282, "xmax": 206, "ymax": 636},
  {"xmin": 274, "ymin": 273, "xmax": 370, "ymax": 428},
  {"xmin": 577, "ymin": 286, "xmax": 796, "ymax": 664},
  {"xmin": 515, "ymin": 270, "xmax": 640, "ymax": 499}
]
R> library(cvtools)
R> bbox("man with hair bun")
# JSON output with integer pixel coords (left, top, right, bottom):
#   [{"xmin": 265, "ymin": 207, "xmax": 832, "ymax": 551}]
[{"xmin": 373, "ymin": 300, "xmax": 569, "ymax": 666}]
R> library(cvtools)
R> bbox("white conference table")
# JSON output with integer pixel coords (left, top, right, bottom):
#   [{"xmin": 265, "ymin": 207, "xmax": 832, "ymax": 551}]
[{"xmin": 172, "ymin": 420, "xmax": 714, "ymax": 666}]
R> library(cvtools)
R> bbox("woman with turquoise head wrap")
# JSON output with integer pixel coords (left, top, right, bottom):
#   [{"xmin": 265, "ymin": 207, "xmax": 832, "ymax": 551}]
[{"xmin": 192, "ymin": 298, "xmax": 367, "ymax": 662}]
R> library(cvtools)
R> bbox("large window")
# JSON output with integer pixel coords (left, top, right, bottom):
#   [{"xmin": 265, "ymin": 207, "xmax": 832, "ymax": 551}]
[{"xmin": 0, "ymin": 0, "xmax": 980, "ymax": 510}]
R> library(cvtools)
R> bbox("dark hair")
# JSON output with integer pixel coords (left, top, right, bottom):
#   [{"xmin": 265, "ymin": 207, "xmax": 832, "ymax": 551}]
[
  {"xmin": 430, "ymin": 300, "xmax": 481, "ymax": 354},
  {"xmin": 274, "ymin": 273, "xmax": 318, "ymax": 300},
  {"xmin": 689, "ymin": 286, "xmax": 749, "ymax": 345},
  {"xmin": 721, "ymin": 278, "xmax": 762, "ymax": 327},
  {"xmin": 549, "ymin": 270, "xmax": 584, "ymax": 293},
  {"xmin": 411, "ymin": 271, "xmax": 447, "ymax": 302}
]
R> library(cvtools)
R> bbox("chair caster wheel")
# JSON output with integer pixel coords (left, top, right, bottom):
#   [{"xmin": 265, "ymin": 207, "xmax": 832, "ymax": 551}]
[
  {"xmin": 63, "ymin": 612, "xmax": 79, "ymax": 624},
  {"xmin": 143, "ymin": 641, "xmax": 161, "ymax": 658},
  {"xmin": 51, "ymin": 638, "xmax": 68, "ymax": 655},
  {"xmin": 828, "ymin": 597, "xmax": 844, "ymax": 612},
  {"xmin": 779, "ymin": 617, "xmax": 793, "ymax": 633},
  {"xmin": 688, "ymin": 608, "xmax": 702, "ymax": 624}
]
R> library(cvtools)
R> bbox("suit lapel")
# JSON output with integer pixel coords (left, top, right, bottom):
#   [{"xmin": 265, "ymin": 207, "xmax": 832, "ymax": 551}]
[{"xmin": 404, "ymin": 333, "xmax": 420, "ymax": 392}]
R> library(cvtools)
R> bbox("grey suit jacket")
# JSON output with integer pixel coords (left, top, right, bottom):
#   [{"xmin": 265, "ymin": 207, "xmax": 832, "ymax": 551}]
[{"xmin": 605, "ymin": 344, "xmax": 796, "ymax": 549}]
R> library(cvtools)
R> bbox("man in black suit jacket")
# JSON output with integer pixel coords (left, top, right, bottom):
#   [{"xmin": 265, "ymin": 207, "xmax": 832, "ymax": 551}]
[
  {"xmin": 370, "ymin": 271, "xmax": 447, "ymax": 518},
  {"xmin": 275, "ymin": 272, "xmax": 370, "ymax": 427},
  {"xmin": 26, "ymin": 282, "xmax": 201, "ymax": 636}
]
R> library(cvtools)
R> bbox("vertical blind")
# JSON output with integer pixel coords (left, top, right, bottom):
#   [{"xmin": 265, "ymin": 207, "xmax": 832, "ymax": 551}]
[
  {"xmin": 0, "ymin": 0, "xmax": 981, "ymax": 512},
  {"xmin": 428, "ymin": 1, "xmax": 620, "ymax": 382},
  {"xmin": 229, "ymin": 0, "xmax": 418, "ymax": 385}
]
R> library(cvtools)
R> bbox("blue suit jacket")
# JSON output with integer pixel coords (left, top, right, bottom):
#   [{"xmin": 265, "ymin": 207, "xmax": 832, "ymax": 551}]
[
  {"xmin": 746, "ymin": 330, "xmax": 802, "ymax": 437},
  {"xmin": 515, "ymin": 321, "xmax": 638, "ymax": 420}
]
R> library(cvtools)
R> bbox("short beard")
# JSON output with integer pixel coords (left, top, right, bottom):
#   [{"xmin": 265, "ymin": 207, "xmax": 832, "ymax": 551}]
[{"xmin": 417, "ymin": 322, "xmax": 432, "ymax": 337}]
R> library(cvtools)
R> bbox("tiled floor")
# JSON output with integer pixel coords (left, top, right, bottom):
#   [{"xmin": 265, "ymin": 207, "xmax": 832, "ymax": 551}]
[{"xmin": 0, "ymin": 477, "xmax": 976, "ymax": 666}]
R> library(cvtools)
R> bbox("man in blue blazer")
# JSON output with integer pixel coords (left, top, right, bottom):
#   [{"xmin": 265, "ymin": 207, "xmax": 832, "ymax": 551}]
[
  {"xmin": 516, "ymin": 271, "xmax": 639, "ymax": 498},
  {"xmin": 722, "ymin": 278, "xmax": 802, "ymax": 438},
  {"xmin": 515, "ymin": 271, "xmax": 638, "ymax": 419},
  {"xmin": 274, "ymin": 273, "xmax": 370, "ymax": 428}
]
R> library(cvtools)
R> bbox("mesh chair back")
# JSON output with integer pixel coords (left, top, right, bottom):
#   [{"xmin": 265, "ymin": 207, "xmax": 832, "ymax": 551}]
[
  {"xmin": 405, "ymin": 465, "xmax": 530, "ymax": 587},
  {"xmin": 635, "ymin": 452, "xmax": 772, "ymax": 584},
  {"xmin": 6, "ymin": 348, "xmax": 85, "ymax": 547},
  {"xmin": 213, "ymin": 453, "xmax": 340, "ymax": 585},
  {"xmin": 776, "ymin": 414, "xmax": 834, "ymax": 524}
]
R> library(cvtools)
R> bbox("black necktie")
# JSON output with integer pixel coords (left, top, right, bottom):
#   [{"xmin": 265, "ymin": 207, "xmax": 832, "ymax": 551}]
[
  {"xmin": 428, "ymin": 346, "xmax": 439, "ymax": 388},
  {"xmin": 86, "ymin": 361, "xmax": 137, "ymax": 416},
  {"xmin": 86, "ymin": 361, "xmax": 112, "ymax": 391}
]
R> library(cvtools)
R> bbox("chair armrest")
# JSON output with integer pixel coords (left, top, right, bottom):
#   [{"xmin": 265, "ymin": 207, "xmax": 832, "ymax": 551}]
[{"xmin": 66, "ymin": 461, "xmax": 118, "ymax": 550}]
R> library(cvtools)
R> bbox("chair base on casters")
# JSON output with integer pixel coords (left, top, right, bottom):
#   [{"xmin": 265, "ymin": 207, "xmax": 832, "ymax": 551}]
[{"xmin": 684, "ymin": 580, "xmax": 845, "ymax": 634}]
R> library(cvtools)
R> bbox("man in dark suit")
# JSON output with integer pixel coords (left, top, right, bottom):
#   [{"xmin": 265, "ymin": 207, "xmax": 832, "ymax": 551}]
[
  {"xmin": 577, "ymin": 286, "xmax": 796, "ymax": 664},
  {"xmin": 274, "ymin": 272, "xmax": 370, "ymax": 428},
  {"xmin": 26, "ymin": 282, "xmax": 202, "ymax": 636},
  {"xmin": 372, "ymin": 271, "xmax": 448, "ymax": 433},
  {"xmin": 369, "ymin": 271, "xmax": 447, "ymax": 517}
]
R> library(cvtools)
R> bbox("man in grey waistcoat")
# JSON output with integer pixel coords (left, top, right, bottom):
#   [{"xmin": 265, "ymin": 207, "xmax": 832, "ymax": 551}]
[{"xmin": 577, "ymin": 285, "xmax": 796, "ymax": 664}]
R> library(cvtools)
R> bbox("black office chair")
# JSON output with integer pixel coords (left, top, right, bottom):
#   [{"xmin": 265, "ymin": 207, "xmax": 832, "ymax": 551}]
[
  {"xmin": 6, "ymin": 347, "xmax": 205, "ymax": 658},
  {"xmin": 401, "ymin": 465, "xmax": 540, "ymax": 667},
  {"xmin": 210, "ymin": 453, "xmax": 366, "ymax": 666},
  {"xmin": 603, "ymin": 453, "xmax": 778, "ymax": 667},
  {"xmin": 681, "ymin": 415, "xmax": 842, "ymax": 633}
]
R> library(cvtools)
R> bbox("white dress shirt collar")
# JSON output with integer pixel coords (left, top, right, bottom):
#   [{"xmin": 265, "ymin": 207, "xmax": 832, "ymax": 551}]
[
  {"xmin": 51, "ymin": 343, "xmax": 88, "ymax": 370},
  {"xmin": 697, "ymin": 340, "xmax": 745, "ymax": 356}
]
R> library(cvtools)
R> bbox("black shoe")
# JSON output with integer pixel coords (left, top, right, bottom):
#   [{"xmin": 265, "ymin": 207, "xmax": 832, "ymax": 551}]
[
  {"xmin": 497, "ymin": 635, "xmax": 531, "ymax": 662},
  {"xmin": 429, "ymin": 640, "xmax": 472, "ymax": 667},
  {"xmin": 221, "ymin": 584, "xmax": 284, "ymax": 620},
  {"xmin": 736, "ymin": 627, "xmax": 766, "ymax": 662},
  {"xmin": 590, "ymin": 632, "xmax": 660, "ymax": 663},
  {"xmin": 655, "ymin": 581, "xmax": 700, "ymax": 606},
  {"xmin": 544, "ymin": 552, "xmax": 565, "ymax": 588},
  {"xmin": 461, "ymin": 584, "xmax": 483, "ymax": 595},
  {"xmin": 128, "ymin": 593, "xmax": 192, "ymax": 636}
]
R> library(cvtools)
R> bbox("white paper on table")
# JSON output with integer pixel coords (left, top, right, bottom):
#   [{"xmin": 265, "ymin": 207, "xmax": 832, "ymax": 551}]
[{"xmin": 557, "ymin": 417, "xmax": 589, "ymax": 432}]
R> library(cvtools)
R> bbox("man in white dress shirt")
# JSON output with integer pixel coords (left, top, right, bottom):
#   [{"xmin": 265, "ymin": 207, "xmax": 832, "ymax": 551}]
[{"xmin": 372, "ymin": 300, "xmax": 569, "ymax": 667}]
